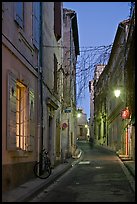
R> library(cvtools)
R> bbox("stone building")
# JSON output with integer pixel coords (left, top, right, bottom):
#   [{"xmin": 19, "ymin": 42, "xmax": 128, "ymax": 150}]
[
  {"xmin": 61, "ymin": 8, "xmax": 80, "ymax": 159},
  {"xmin": 89, "ymin": 65, "xmax": 105, "ymax": 143},
  {"xmin": 40, "ymin": 2, "xmax": 63, "ymax": 166},
  {"xmin": 2, "ymin": 2, "xmax": 80, "ymax": 193},
  {"xmin": 93, "ymin": 11, "xmax": 135, "ymax": 159},
  {"xmin": 2, "ymin": 2, "xmax": 40, "ymax": 192},
  {"xmin": 77, "ymin": 109, "xmax": 89, "ymax": 141},
  {"xmin": 124, "ymin": 7, "xmax": 135, "ymax": 160}
]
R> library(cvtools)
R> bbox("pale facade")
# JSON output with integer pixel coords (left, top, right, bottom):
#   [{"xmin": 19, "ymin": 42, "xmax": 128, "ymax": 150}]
[
  {"xmin": 2, "ymin": 2, "xmax": 40, "ymax": 192},
  {"xmin": 62, "ymin": 8, "xmax": 80, "ymax": 159},
  {"xmin": 41, "ymin": 2, "xmax": 63, "ymax": 165}
]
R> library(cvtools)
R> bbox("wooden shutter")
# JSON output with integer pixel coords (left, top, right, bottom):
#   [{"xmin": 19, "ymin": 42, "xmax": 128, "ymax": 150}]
[
  {"xmin": 54, "ymin": 54, "xmax": 57, "ymax": 92},
  {"xmin": 15, "ymin": 2, "xmax": 23, "ymax": 28},
  {"xmin": 33, "ymin": 2, "xmax": 40, "ymax": 49},
  {"xmin": 54, "ymin": 2, "xmax": 61, "ymax": 41},
  {"xmin": 7, "ymin": 72, "xmax": 17, "ymax": 150},
  {"xmin": 28, "ymin": 88, "xmax": 35, "ymax": 151}
]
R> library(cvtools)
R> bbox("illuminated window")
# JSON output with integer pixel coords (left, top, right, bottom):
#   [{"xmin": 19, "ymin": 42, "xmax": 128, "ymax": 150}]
[
  {"xmin": 7, "ymin": 72, "xmax": 35, "ymax": 152},
  {"xmin": 16, "ymin": 81, "xmax": 28, "ymax": 150}
]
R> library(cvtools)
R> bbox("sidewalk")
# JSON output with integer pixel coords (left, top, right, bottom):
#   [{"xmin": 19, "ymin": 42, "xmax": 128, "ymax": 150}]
[
  {"xmin": 95, "ymin": 144, "xmax": 135, "ymax": 178},
  {"xmin": 94, "ymin": 144, "xmax": 135, "ymax": 192},
  {"xmin": 118, "ymin": 155, "xmax": 135, "ymax": 178},
  {"xmin": 2, "ymin": 149, "xmax": 84, "ymax": 202},
  {"xmin": 117, "ymin": 155, "xmax": 135, "ymax": 193},
  {"xmin": 2, "ymin": 148, "xmax": 135, "ymax": 202}
]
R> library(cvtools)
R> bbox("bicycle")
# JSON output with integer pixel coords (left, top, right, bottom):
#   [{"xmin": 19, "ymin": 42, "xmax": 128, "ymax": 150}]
[{"xmin": 33, "ymin": 149, "xmax": 52, "ymax": 179}]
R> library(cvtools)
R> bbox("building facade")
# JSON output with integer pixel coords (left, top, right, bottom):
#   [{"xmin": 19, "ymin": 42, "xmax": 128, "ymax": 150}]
[
  {"xmin": 93, "ymin": 11, "xmax": 135, "ymax": 160},
  {"xmin": 2, "ymin": 2, "xmax": 80, "ymax": 193},
  {"xmin": 89, "ymin": 65, "xmax": 105, "ymax": 143},
  {"xmin": 77, "ymin": 109, "xmax": 89, "ymax": 141},
  {"xmin": 40, "ymin": 2, "xmax": 63, "ymax": 166},
  {"xmin": 2, "ymin": 2, "xmax": 40, "ymax": 192},
  {"xmin": 61, "ymin": 8, "xmax": 80, "ymax": 159}
]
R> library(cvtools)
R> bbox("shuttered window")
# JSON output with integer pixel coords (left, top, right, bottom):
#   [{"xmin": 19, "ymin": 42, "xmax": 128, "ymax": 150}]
[
  {"xmin": 7, "ymin": 73, "xmax": 17, "ymax": 150},
  {"xmin": 32, "ymin": 2, "xmax": 40, "ymax": 49},
  {"xmin": 54, "ymin": 2, "xmax": 61, "ymax": 41},
  {"xmin": 15, "ymin": 2, "xmax": 24, "ymax": 28},
  {"xmin": 28, "ymin": 88, "xmax": 35, "ymax": 151},
  {"xmin": 54, "ymin": 54, "xmax": 58, "ymax": 93},
  {"xmin": 7, "ymin": 72, "xmax": 35, "ymax": 152}
]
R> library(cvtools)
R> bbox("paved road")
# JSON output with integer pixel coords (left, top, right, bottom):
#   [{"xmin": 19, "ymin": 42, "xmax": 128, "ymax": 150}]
[{"xmin": 30, "ymin": 141, "xmax": 135, "ymax": 202}]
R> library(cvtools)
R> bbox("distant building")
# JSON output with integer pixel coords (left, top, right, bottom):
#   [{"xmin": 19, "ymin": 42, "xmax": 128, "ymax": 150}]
[{"xmin": 77, "ymin": 109, "xmax": 89, "ymax": 140}]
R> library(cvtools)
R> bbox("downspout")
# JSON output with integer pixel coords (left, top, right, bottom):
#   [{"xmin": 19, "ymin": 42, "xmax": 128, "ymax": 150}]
[{"xmin": 39, "ymin": 2, "xmax": 43, "ymax": 160}]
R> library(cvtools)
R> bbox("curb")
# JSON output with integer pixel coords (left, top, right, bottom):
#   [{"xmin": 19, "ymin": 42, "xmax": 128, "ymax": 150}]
[
  {"xmin": 23, "ymin": 153, "xmax": 83, "ymax": 202},
  {"xmin": 2, "ymin": 151, "xmax": 84, "ymax": 202},
  {"xmin": 123, "ymin": 162, "xmax": 135, "ymax": 178},
  {"xmin": 117, "ymin": 156, "xmax": 135, "ymax": 193},
  {"xmin": 22, "ymin": 163, "xmax": 72, "ymax": 202}
]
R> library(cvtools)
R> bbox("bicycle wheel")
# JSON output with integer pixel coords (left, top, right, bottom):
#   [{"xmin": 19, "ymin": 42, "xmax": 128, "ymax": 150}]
[{"xmin": 33, "ymin": 162, "xmax": 52, "ymax": 179}]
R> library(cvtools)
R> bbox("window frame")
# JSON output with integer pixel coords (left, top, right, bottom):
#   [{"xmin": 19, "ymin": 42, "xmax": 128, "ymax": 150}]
[{"xmin": 7, "ymin": 72, "xmax": 35, "ymax": 152}]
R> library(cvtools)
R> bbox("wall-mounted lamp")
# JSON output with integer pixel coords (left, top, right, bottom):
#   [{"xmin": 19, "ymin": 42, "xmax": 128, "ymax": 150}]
[
  {"xmin": 77, "ymin": 113, "xmax": 81, "ymax": 118},
  {"xmin": 114, "ymin": 89, "xmax": 121, "ymax": 98}
]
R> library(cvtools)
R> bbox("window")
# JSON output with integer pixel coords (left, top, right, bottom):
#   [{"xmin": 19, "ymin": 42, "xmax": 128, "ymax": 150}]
[
  {"xmin": 15, "ymin": 2, "xmax": 24, "ymax": 28},
  {"xmin": 16, "ymin": 81, "xmax": 28, "ymax": 150},
  {"xmin": 54, "ymin": 54, "xmax": 58, "ymax": 93},
  {"xmin": 33, "ymin": 2, "xmax": 40, "ymax": 49},
  {"xmin": 98, "ymin": 123, "xmax": 101, "ymax": 140},
  {"xmin": 7, "ymin": 72, "xmax": 35, "ymax": 151},
  {"xmin": 54, "ymin": 2, "xmax": 61, "ymax": 41},
  {"xmin": 80, "ymin": 128, "xmax": 83, "ymax": 136}
]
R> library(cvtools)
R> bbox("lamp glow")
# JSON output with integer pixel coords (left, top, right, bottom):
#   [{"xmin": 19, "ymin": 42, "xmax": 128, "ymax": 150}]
[
  {"xmin": 114, "ymin": 89, "xmax": 121, "ymax": 98},
  {"xmin": 77, "ymin": 113, "xmax": 81, "ymax": 118}
]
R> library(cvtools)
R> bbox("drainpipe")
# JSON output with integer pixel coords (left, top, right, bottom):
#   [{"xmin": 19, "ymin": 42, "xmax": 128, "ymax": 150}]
[{"xmin": 39, "ymin": 2, "xmax": 43, "ymax": 161}]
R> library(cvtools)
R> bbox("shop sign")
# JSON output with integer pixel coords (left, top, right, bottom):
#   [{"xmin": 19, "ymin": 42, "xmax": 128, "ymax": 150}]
[
  {"xmin": 121, "ymin": 107, "xmax": 130, "ymax": 119},
  {"xmin": 62, "ymin": 122, "xmax": 68, "ymax": 130}
]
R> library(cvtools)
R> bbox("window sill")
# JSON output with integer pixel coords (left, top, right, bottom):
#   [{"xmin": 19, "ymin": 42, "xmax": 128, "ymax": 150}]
[{"xmin": 11, "ymin": 149, "xmax": 30, "ymax": 158}]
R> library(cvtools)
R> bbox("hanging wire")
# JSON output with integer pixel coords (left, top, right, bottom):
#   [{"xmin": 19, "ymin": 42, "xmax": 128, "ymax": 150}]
[{"xmin": 76, "ymin": 44, "xmax": 113, "ymax": 103}]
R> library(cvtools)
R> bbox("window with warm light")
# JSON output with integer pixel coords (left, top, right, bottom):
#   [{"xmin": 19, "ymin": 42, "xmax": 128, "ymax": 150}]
[
  {"xmin": 16, "ymin": 81, "xmax": 28, "ymax": 150},
  {"xmin": 7, "ymin": 72, "xmax": 35, "ymax": 152}
]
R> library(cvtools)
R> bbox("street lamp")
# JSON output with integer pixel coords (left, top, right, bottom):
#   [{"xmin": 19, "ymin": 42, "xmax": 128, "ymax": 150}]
[
  {"xmin": 114, "ymin": 89, "xmax": 121, "ymax": 98},
  {"xmin": 77, "ymin": 113, "xmax": 81, "ymax": 118}
]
